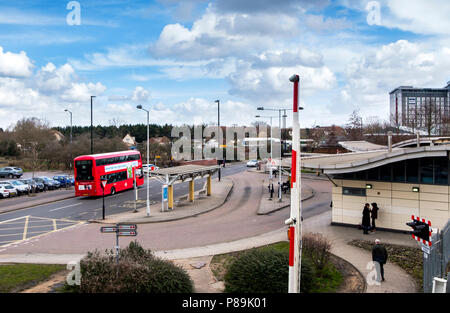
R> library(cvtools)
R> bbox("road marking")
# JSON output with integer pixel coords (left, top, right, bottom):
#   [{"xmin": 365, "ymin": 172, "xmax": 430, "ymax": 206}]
[
  {"xmin": 0, "ymin": 216, "xmax": 28, "ymax": 225},
  {"xmin": 49, "ymin": 203, "xmax": 82, "ymax": 212},
  {"xmin": 0, "ymin": 215, "xmax": 84, "ymax": 248},
  {"xmin": 22, "ymin": 216, "xmax": 29, "ymax": 240}
]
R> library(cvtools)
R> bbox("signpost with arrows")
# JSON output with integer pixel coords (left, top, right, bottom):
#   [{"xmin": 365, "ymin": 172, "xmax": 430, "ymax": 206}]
[{"xmin": 101, "ymin": 224, "xmax": 138, "ymax": 263}]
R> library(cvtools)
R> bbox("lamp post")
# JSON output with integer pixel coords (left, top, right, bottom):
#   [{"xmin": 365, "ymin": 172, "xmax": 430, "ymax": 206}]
[
  {"xmin": 255, "ymin": 115, "xmax": 276, "ymax": 180},
  {"xmin": 137, "ymin": 104, "xmax": 150, "ymax": 216},
  {"xmin": 64, "ymin": 109, "xmax": 73, "ymax": 143},
  {"xmin": 257, "ymin": 106, "xmax": 291, "ymax": 202},
  {"xmin": 215, "ymin": 100, "xmax": 221, "ymax": 182},
  {"xmin": 90, "ymin": 96, "xmax": 96, "ymax": 154}
]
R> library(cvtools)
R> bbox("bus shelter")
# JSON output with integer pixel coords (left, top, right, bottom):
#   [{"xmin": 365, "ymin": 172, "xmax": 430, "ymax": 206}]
[{"xmin": 150, "ymin": 165, "xmax": 220, "ymax": 211}]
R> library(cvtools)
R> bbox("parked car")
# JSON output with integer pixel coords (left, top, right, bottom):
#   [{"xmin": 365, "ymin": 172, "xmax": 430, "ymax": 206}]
[
  {"xmin": 142, "ymin": 164, "xmax": 159, "ymax": 174},
  {"xmin": 0, "ymin": 185, "xmax": 9, "ymax": 198},
  {"xmin": 0, "ymin": 181, "xmax": 18, "ymax": 197},
  {"xmin": 246, "ymin": 159, "xmax": 259, "ymax": 167},
  {"xmin": 0, "ymin": 167, "xmax": 23, "ymax": 178},
  {"xmin": 32, "ymin": 177, "xmax": 53, "ymax": 191},
  {"xmin": 10, "ymin": 180, "xmax": 31, "ymax": 195},
  {"xmin": 52, "ymin": 175, "xmax": 74, "ymax": 187},
  {"xmin": 41, "ymin": 176, "xmax": 60, "ymax": 189},
  {"xmin": 19, "ymin": 178, "xmax": 41, "ymax": 193}
]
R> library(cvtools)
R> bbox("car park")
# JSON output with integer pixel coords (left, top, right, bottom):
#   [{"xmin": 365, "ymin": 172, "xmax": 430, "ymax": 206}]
[
  {"xmin": 52, "ymin": 175, "xmax": 74, "ymax": 187},
  {"xmin": 0, "ymin": 167, "xmax": 23, "ymax": 178},
  {"xmin": 0, "ymin": 182, "xmax": 18, "ymax": 197},
  {"xmin": 10, "ymin": 180, "xmax": 31, "ymax": 195},
  {"xmin": 0, "ymin": 185, "xmax": 9, "ymax": 198}
]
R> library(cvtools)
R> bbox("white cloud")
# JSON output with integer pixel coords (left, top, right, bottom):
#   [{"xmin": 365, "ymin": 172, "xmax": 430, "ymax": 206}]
[
  {"xmin": 0, "ymin": 47, "xmax": 34, "ymax": 78},
  {"xmin": 0, "ymin": 48, "xmax": 107, "ymax": 128},
  {"xmin": 339, "ymin": 39, "xmax": 450, "ymax": 118}
]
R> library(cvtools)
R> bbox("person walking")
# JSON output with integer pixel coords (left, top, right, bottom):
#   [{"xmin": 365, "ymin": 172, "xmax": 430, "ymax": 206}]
[
  {"xmin": 372, "ymin": 239, "xmax": 388, "ymax": 281},
  {"xmin": 370, "ymin": 202, "xmax": 379, "ymax": 232},
  {"xmin": 362, "ymin": 203, "xmax": 371, "ymax": 234}
]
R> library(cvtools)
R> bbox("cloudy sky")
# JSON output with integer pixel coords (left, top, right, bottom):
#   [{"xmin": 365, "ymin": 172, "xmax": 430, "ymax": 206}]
[{"xmin": 0, "ymin": 0, "xmax": 449, "ymax": 130}]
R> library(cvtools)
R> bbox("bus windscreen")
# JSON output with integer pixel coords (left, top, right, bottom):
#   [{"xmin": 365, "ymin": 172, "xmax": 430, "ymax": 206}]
[{"xmin": 75, "ymin": 160, "xmax": 93, "ymax": 181}]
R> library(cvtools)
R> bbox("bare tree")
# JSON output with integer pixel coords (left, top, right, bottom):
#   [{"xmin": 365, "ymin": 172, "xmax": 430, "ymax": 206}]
[
  {"xmin": 346, "ymin": 109, "xmax": 363, "ymax": 140},
  {"xmin": 13, "ymin": 117, "xmax": 53, "ymax": 177}
]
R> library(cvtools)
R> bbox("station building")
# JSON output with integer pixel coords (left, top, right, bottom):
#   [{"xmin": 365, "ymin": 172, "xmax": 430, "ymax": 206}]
[{"xmin": 302, "ymin": 144, "xmax": 450, "ymax": 232}]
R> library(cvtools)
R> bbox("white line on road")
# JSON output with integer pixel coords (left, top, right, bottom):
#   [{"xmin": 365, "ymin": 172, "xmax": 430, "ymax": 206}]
[{"xmin": 49, "ymin": 203, "xmax": 82, "ymax": 212}]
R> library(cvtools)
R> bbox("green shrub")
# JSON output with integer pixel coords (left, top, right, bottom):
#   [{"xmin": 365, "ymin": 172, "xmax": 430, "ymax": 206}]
[
  {"xmin": 79, "ymin": 241, "xmax": 194, "ymax": 293},
  {"xmin": 224, "ymin": 248, "xmax": 315, "ymax": 293}
]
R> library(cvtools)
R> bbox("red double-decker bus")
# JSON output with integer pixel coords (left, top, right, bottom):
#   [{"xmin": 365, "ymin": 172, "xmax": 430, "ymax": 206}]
[{"xmin": 74, "ymin": 150, "xmax": 144, "ymax": 197}]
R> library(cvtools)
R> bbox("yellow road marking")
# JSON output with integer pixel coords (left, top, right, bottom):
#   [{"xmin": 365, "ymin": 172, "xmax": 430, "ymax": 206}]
[
  {"xmin": 53, "ymin": 219, "xmax": 57, "ymax": 231},
  {"xmin": 22, "ymin": 216, "xmax": 29, "ymax": 240}
]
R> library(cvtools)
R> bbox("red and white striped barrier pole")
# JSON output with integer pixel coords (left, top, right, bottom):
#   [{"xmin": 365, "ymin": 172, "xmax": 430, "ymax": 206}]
[{"xmin": 288, "ymin": 74, "xmax": 302, "ymax": 293}]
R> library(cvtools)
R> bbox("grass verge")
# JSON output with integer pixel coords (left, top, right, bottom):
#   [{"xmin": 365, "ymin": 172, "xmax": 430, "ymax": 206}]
[
  {"xmin": 0, "ymin": 263, "xmax": 66, "ymax": 293},
  {"xmin": 210, "ymin": 241, "xmax": 343, "ymax": 293},
  {"xmin": 348, "ymin": 239, "xmax": 422, "ymax": 292}
]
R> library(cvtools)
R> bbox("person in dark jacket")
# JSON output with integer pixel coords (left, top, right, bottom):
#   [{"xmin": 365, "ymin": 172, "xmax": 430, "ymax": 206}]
[
  {"xmin": 370, "ymin": 203, "xmax": 379, "ymax": 232},
  {"xmin": 362, "ymin": 203, "xmax": 371, "ymax": 234},
  {"xmin": 372, "ymin": 239, "xmax": 388, "ymax": 281}
]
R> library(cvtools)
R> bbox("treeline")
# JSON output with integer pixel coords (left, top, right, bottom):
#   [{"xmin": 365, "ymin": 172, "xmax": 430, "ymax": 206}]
[{"xmin": 53, "ymin": 123, "xmax": 173, "ymax": 143}]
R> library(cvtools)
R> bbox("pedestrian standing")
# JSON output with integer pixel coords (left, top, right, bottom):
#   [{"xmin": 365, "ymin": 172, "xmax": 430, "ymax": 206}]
[
  {"xmin": 371, "ymin": 202, "xmax": 379, "ymax": 232},
  {"xmin": 362, "ymin": 203, "xmax": 371, "ymax": 234},
  {"xmin": 372, "ymin": 239, "xmax": 388, "ymax": 281}
]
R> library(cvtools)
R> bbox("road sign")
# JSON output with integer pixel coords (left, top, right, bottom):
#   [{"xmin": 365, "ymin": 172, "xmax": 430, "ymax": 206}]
[
  {"xmin": 100, "ymin": 226, "xmax": 118, "ymax": 233},
  {"xmin": 407, "ymin": 215, "xmax": 432, "ymax": 246},
  {"xmin": 118, "ymin": 230, "xmax": 137, "ymax": 236},
  {"xmin": 118, "ymin": 224, "xmax": 137, "ymax": 230}
]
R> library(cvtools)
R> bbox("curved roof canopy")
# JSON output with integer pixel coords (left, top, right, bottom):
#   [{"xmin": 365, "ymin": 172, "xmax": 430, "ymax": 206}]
[{"xmin": 301, "ymin": 145, "xmax": 449, "ymax": 174}]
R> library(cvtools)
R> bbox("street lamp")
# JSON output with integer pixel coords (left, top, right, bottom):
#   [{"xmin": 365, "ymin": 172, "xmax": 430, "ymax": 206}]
[
  {"xmin": 215, "ymin": 100, "xmax": 221, "ymax": 182},
  {"xmin": 64, "ymin": 109, "xmax": 73, "ymax": 143},
  {"xmin": 137, "ymin": 104, "xmax": 150, "ymax": 216},
  {"xmin": 90, "ymin": 96, "xmax": 96, "ymax": 154}
]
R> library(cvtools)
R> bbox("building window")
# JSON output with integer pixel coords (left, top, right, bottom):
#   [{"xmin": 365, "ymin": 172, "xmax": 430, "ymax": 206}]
[
  {"xmin": 342, "ymin": 187, "xmax": 366, "ymax": 197},
  {"xmin": 420, "ymin": 157, "xmax": 433, "ymax": 184},
  {"xmin": 406, "ymin": 159, "xmax": 419, "ymax": 183},
  {"xmin": 379, "ymin": 164, "xmax": 392, "ymax": 181},
  {"xmin": 367, "ymin": 167, "xmax": 379, "ymax": 181},
  {"xmin": 434, "ymin": 157, "xmax": 448, "ymax": 185},
  {"xmin": 393, "ymin": 160, "xmax": 406, "ymax": 182}
]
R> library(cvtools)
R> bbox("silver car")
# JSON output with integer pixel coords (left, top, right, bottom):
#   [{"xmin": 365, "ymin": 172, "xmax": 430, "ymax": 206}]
[{"xmin": 0, "ymin": 167, "xmax": 23, "ymax": 178}]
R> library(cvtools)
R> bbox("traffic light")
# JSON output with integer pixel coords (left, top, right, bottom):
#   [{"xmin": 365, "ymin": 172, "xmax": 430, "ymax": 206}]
[{"xmin": 406, "ymin": 215, "xmax": 432, "ymax": 246}]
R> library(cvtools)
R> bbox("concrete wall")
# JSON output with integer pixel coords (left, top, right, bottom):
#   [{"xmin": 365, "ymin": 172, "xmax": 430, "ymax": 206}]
[{"xmin": 332, "ymin": 179, "xmax": 450, "ymax": 231}]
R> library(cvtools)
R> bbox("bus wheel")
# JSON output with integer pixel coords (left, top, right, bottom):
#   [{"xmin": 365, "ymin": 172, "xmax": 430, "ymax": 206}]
[{"xmin": 111, "ymin": 187, "xmax": 116, "ymax": 195}]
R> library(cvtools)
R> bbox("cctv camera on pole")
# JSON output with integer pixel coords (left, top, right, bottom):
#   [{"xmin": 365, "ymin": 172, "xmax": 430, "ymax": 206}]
[{"xmin": 287, "ymin": 74, "xmax": 302, "ymax": 293}]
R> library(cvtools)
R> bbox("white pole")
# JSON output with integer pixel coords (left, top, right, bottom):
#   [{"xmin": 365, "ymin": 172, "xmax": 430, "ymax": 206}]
[
  {"xmin": 270, "ymin": 117, "xmax": 273, "ymax": 180},
  {"xmin": 146, "ymin": 110, "xmax": 150, "ymax": 216},
  {"xmin": 278, "ymin": 110, "xmax": 282, "ymax": 202},
  {"xmin": 288, "ymin": 74, "xmax": 302, "ymax": 293}
]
